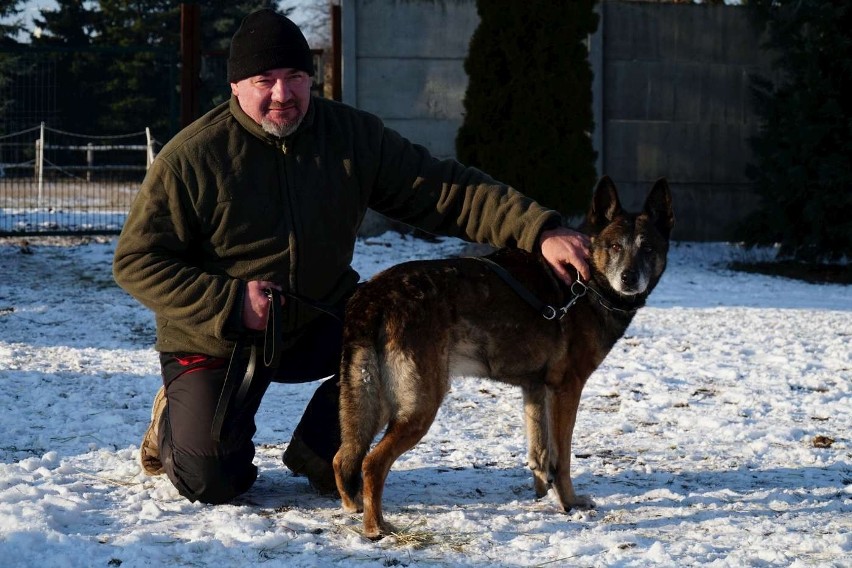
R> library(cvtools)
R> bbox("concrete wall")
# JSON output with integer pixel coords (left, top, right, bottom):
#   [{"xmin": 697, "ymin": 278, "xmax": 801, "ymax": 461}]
[
  {"xmin": 342, "ymin": 0, "xmax": 478, "ymax": 159},
  {"xmin": 593, "ymin": 2, "xmax": 773, "ymax": 240},
  {"xmin": 342, "ymin": 0, "xmax": 774, "ymax": 241}
]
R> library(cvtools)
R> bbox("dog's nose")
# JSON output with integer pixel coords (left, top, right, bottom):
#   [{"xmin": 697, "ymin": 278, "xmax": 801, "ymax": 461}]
[{"xmin": 621, "ymin": 270, "xmax": 638, "ymax": 288}]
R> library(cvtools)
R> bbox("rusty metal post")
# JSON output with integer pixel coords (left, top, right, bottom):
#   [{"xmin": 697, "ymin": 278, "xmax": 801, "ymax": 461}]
[
  {"xmin": 180, "ymin": 3, "xmax": 201, "ymax": 128},
  {"xmin": 332, "ymin": 4, "xmax": 342, "ymax": 101}
]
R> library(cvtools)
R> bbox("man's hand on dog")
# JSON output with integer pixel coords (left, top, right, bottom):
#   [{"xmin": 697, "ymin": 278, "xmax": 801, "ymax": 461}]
[
  {"xmin": 243, "ymin": 280, "xmax": 284, "ymax": 330},
  {"xmin": 538, "ymin": 227, "xmax": 591, "ymax": 284}
]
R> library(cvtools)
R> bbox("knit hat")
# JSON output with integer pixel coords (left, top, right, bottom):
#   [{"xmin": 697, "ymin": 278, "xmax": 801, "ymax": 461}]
[{"xmin": 227, "ymin": 9, "xmax": 314, "ymax": 83}]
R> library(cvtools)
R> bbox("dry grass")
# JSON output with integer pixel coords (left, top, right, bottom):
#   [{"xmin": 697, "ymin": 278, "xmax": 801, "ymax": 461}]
[{"xmin": 0, "ymin": 179, "xmax": 140, "ymax": 209}]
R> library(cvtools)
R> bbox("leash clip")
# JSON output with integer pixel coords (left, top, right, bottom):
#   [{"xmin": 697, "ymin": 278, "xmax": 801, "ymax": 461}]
[{"xmin": 557, "ymin": 279, "xmax": 588, "ymax": 319}]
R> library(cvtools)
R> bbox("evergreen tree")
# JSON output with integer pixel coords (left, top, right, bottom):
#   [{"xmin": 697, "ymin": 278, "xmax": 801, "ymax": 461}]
[
  {"xmin": 33, "ymin": 0, "xmax": 96, "ymax": 45},
  {"xmin": 0, "ymin": 0, "xmax": 23, "ymax": 42},
  {"xmin": 743, "ymin": 1, "xmax": 852, "ymax": 261},
  {"xmin": 203, "ymin": 0, "xmax": 283, "ymax": 51},
  {"xmin": 23, "ymin": 0, "xmax": 305, "ymax": 137},
  {"xmin": 0, "ymin": 0, "xmax": 26, "ymax": 133},
  {"xmin": 31, "ymin": 0, "xmax": 100, "ymax": 133},
  {"xmin": 91, "ymin": 0, "xmax": 179, "ymax": 135},
  {"xmin": 456, "ymin": 0, "xmax": 598, "ymax": 218}
]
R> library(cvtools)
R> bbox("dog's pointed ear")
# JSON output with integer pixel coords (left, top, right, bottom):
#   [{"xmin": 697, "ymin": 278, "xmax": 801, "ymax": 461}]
[
  {"xmin": 587, "ymin": 176, "xmax": 623, "ymax": 230},
  {"xmin": 643, "ymin": 178, "xmax": 675, "ymax": 239}
]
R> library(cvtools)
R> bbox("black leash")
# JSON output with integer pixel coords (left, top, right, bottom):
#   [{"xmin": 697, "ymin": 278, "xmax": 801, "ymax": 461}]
[
  {"xmin": 210, "ymin": 288, "xmax": 343, "ymax": 442},
  {"xmin": 211, "ymin": 288, "xmax": 285, "ymax": 442},
  {"xmin": 283, "ymin": 291, "xmax": 344, "ymax": 324},
  {"xmin": 472, "ymin": 256, "xmax": 639, "ymax": 320},
  {"xmin": 471, "ymin": 256, "xmax": 586, "ymax": 320}
]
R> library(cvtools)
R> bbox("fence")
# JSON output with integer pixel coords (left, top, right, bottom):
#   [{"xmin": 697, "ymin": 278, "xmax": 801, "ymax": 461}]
[{"xmin": 0, "ymin": 124, "xmax": 158, "ymax": 236}]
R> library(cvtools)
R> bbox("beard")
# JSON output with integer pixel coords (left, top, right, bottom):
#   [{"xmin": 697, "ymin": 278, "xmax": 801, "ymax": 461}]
[{"xmin": 261, "ymin": 113, "xmax": 303, "ymax": 139}]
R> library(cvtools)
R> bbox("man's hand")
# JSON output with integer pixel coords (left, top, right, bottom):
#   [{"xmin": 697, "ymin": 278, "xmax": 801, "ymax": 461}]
[
  {"xmin": 538, "ymin": 227, "xmax": 591, "ymax": 284},
  {"xmin": 243, "ymin": 280, "xmax": 284, "ymax": 331}
]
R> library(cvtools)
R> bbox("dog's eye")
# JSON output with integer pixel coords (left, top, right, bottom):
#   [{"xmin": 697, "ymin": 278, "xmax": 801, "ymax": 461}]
[
  {"xmin": 641, "ymin": 245, "xmax": 654, "ymax": 253},
  {"xmin": 609, "ymin": 243, "xmax": 622, "ymax": 252}
]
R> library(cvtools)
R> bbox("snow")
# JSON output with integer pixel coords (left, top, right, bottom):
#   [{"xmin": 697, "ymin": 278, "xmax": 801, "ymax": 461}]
[{"xmin": 0, "ymin": 232, "xmax": 850, "ymax": 567}]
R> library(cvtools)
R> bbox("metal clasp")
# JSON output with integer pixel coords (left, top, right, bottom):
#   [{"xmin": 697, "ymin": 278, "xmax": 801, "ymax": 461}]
[
  {"xmin": 541, "ymin": 305, "xmax": 558, "ymax": 320},
  {"xmin": 557, "ymin": 279, "xmax": 588, "ymax": 319}
]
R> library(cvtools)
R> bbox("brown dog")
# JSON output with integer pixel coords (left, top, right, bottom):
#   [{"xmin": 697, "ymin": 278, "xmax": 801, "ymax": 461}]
[{"xmin": 333, "ymin": 176, "xmax": 674, "ymax": 538}]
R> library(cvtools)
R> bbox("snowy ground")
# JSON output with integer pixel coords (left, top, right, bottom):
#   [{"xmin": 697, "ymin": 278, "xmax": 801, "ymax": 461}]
[{"xmin": 0, "ymin": 232, "xmax": 849, "ymax": 567}]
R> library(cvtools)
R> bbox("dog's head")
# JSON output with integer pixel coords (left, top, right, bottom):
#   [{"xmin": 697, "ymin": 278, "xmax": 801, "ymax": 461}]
[{"xmin": 580, "ymin": 176, "xmax": 674, "ymax": 299}]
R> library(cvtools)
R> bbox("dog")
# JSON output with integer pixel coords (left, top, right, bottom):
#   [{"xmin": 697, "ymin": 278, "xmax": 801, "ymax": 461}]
[{"xmin": 333, "ymin": 176, "xmax": 674, "ymax": 539}]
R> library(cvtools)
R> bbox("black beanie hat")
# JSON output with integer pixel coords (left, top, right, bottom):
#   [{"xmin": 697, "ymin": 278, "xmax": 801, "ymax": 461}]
[{"xmin": 227, "ymin": 9, "xmax": 314, "ymax": 83}]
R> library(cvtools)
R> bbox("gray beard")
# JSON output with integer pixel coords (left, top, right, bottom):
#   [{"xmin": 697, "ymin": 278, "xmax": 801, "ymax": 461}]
[{"xmin": 261, "ymin": 114, "xmax": 303, "ymax": 139}]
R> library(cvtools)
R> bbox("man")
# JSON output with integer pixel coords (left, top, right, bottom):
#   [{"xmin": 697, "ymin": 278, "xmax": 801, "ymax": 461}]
[{"xmin": 113, "ymin": 8, "xmax": 589, "ymax": 505}]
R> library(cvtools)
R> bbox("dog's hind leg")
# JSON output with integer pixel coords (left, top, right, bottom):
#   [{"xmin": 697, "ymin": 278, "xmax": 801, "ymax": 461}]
[
  {"xmin": 360, "ymin": 410, "xmax": 438, "ymax": 539},
  {"xmin": 523, "ymin": 384, "xmax": 551, "ymax": 498},
  {"xmin": 334, "ymin": 343, "xmax": 386, "ymax": 514},
  {"xmin": 360, "ymin": 348, "xmax": 447, "ymax": 540}
]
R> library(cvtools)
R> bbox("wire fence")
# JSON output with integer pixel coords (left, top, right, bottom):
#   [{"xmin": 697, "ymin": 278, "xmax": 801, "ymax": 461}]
[{"xmin": 0, "ymin": 124, "xmax": 159, "ymax": 236}]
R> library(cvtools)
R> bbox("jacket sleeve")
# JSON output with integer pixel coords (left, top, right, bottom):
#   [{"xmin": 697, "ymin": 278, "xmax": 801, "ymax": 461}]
[
  {"xmin": 112, "ymin": 159, "xmax": 242, "ymax": 341},
  {"xmin": 367, "ymin": 125, "xmax": 562, "ymax": 252}
]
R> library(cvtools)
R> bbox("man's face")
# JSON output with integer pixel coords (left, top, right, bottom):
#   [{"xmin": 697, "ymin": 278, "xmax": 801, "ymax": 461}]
[{"xmin": 231, "ymin": 68, "xmax": 311, "ymax": 138}]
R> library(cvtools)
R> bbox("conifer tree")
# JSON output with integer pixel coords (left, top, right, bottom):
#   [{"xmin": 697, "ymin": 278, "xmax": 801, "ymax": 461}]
[
  {"xmin": 743, "ymin": 1, "xmax": 852, "ymax": 261},
  {"xmin": 456, "ymin": 0, "xmax": 598, "ymax": 218},
  {"xmin": 0, "ymin": 0, "xmax": 23, "ymax": 42},
  {"xmin": 0, "ymin": 0, "xmax": 25, "ymax": 131},
  {"xmin": 31, "ymin": 0, "xmax": 100, "ymax": 133},
  {"xmin": 90, "ymin": 0, "xmax": 179, "ymax": 135}
]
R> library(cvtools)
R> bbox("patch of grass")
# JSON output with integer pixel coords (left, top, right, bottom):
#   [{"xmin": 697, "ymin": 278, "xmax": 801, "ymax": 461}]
[{"xmin": 729, "ymin": 260, "xmax": 852, "ymax": 285}]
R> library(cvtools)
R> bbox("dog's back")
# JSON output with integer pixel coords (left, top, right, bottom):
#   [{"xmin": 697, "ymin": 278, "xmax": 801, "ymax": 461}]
[{"xmin": 333, "ymin": 176, "xmax": 674, "ymax": 539}]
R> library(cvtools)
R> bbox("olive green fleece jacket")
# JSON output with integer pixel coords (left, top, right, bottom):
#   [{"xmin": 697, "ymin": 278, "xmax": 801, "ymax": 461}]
[{"xmin": 113, "ymin": 96, "xmax": 561, "ymax": 357}]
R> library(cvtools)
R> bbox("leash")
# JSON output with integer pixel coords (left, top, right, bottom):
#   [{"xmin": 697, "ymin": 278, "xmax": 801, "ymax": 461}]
[
  {"xmin": 471, "ymin": 256, "xmax": 586, "ymax": 320},
  {"xmin": 472, "ymin": 256, "xmax": 640, "ymax": 320},
  {"xmin": 211, "ymin": 288, "xmax": 285, "ymax": 442},
  {"xmin": 210, "ymin": 288, "xmax": 343, "ymax": 442},
  {"xmin": 283, "ymin": 291, "xmax": 344, "ymax": 324}
]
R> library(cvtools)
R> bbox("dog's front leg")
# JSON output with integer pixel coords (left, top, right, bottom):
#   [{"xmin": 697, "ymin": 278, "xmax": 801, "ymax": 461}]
[
  {"xmin": 522, "ymin": 384, "xmax": 551, "ymax": 497},
  {"xmin": 548, "ymin": 383, "xmax": 595, "ymax": 511}
]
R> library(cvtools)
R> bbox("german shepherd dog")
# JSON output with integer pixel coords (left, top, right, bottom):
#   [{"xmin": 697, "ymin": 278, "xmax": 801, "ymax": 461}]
[{"xmin": 333, "ymin": 176, "xmax": 674, "ymax": 538}]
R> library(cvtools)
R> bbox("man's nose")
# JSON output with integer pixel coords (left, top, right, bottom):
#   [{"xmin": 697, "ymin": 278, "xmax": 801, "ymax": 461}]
[{"xmin": 271, "ymin": 78, "xmax": 292, "ymax": 99}]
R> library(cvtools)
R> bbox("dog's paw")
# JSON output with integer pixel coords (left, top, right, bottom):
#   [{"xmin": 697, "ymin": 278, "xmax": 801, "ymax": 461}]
[
  {"xmin": 363, "ymin": 519, "xmax": 397, "ymax": 541},
  {"xmin": 341, "ymin": 501, "xmax": 362, "ymax": 514},
  {"xmin": 563, "ymin": 494, "xmax": 596, "ymax": 512},
  {"xmin": 339, "ymin": 491, "xmax": 364, "ymax": 514},
  {"xmin": 533, "ymin": 477, "xmax": 551, "ymax": 498}
]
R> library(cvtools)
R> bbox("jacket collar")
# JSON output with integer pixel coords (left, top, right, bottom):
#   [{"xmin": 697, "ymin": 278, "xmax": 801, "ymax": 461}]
[{"xmin": 228, "ymin": 95, "xmax": 316, "ymax": 149}]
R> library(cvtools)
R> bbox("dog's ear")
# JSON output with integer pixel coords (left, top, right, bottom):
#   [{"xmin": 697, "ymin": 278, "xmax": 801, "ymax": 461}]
[
  {"xmin": 586, "ymin": 176, "xmax": 623, "ymax": 231},
  {"xmin": 643, "ymin": 178, "xmax": 675, "ymax": 239}
]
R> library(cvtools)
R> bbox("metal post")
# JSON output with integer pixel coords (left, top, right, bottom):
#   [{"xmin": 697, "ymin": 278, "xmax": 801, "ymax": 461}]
[
  {"xmin": 590, "ymin": 2, "xmax": 605, "ymax": 179},
  {"xmin": 180, "ymin": 3, "xmax": 201, "ymax": 128},
  {"xmin": 332, "ymin": 3, "xmax": 342, "ymax": 101},
  {"xmin": 145, "ymin": 127, "xmax": 155, "ymax": 168},
  {"xmin": 37, "ymin": 122, "xmax": 45, "ymax": 208},
  {"xmin": 341, "ymin": 0, "xmax": 357, "ymax": 107},
  {"xmin": 86, "ymin": 142, "xmax": 94, "ymax": 182}
]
